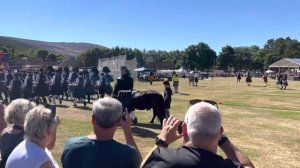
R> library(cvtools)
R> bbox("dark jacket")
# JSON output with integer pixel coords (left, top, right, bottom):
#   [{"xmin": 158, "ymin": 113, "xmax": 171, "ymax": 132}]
[
  {"xmin": 164, "ymin": 87, "xmax": 172, "ymax": 109},
  {"xmin": 113, "ymin": 74, "xmax": 133, "ymax": 98}
]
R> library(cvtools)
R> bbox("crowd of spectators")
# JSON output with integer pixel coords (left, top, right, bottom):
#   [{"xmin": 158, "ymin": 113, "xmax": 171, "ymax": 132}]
[{"xmin": 0, "ymin": 97, "xmax": 254, "ymax": 168}]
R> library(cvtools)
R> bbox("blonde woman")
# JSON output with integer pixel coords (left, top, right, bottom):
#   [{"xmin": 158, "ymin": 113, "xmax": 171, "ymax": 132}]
[
  {"xmin": 6, "ymin": 106, "xmax": 60, "ymax": 168},
  {"xmin": 0, "ymin": 99, "xmax": 36, "ymax": 167}
]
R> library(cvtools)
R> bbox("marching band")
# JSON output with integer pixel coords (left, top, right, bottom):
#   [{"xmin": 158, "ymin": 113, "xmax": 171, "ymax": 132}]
[{"xmin": 0, "ymin": 66, "xmax": 114, "ymax": 107}]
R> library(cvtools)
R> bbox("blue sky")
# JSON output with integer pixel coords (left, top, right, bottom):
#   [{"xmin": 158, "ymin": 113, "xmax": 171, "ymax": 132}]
[{"xmin": 1, "ymin": 0, "xmax": 300, "ymax": 53}]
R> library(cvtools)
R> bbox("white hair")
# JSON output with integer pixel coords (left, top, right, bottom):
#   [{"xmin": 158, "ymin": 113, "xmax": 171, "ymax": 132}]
[
  {"xmin": 24, "ymin": 106, "xmax": 56, "ymax": 142},
  {"xmin": 5, "ymin": 99, "xmax": 36, "ymax": 126},
  {"xmin": 185, "ymin": 102, "xmax": 221, "ymax": 140},
  {"xmin": 92, "ymin": 97, "xmax": 122, "ymax": 128}
]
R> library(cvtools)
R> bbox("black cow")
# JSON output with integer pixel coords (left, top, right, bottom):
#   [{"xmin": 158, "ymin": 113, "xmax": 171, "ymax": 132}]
[{"xmin": 126, "ymin": 90, "xmax": 166, "ymax": 126}]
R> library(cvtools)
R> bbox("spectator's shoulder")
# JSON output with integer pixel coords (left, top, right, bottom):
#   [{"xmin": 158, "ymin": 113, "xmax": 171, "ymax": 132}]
[
  {"xmin": 114, "ymin": 140, "xmax": 138, "ymax": 152},
  {"xmin": 64, "ymin": 136, "xmax": 91, "ymax": 150}
]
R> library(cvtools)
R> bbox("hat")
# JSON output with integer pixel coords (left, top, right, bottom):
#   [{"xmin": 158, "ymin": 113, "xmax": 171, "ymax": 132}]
[{"xmin": 102, "ymin": 66, "xmax": 111, "ymax": 73}]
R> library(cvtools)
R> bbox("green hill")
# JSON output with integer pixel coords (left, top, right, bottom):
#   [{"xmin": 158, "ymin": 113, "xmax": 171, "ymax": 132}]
[{"xmin": 0, "ymin": 36, "xmax": 107, "ymax": 57}]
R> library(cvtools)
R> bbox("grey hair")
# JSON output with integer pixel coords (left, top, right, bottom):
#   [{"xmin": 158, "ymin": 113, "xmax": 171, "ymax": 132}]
[
  {"xmin": 24, "ymin": 106, "xmax": 56, "ymax": 142},
  {"xmin": 92, "ymin": 97, "xmax": 122, "ymax": 128},
  {"xmin": 185, "ymin": 102, "xmax": 222, "ymax": 140},
  {"xmin": 5, "ymin": 99, "xmax": 36, "ymax": 126}
]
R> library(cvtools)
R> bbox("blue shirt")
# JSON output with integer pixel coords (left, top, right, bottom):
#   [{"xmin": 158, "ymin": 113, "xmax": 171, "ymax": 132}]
[{"xmin": 61, "ymin": 136, "xmax": 140, "ymax": 168}]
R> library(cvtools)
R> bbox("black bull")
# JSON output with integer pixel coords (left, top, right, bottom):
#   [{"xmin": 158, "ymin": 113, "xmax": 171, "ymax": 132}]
[{"xmin": 121, "ymin": 90, "xmax": 166, "ymax": 125}]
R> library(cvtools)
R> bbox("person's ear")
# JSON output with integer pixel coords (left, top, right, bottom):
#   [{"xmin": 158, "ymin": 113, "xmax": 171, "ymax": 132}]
[
  {"xmin": 92, "ymin": 116, "xmax": 97, "ymax": 125},
  {"xmin": 182, "ymin": 122, "xmax": 189, "ymax": 141},
  {"xmin": 220, "ymin": 126, "xmax": 224, "ymax": 138}
]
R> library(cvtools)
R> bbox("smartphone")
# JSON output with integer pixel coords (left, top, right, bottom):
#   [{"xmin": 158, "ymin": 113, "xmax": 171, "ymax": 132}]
[
  {"xmin": 45, "ymin": 103, "xmax": 56, "ymax": 118},
  {"xmin": 177, "ymin": 121, "xmax": 183, "ymax": 134},
  {"xmin": 121, "ymin": 108, "xmax": 127, "ymax": 121}
]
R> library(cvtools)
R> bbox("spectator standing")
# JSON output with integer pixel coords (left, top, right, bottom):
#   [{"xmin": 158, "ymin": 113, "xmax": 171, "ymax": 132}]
[
  {"xmin": 188, "ymin": 73, "xmax": 194, "ymax": 86},
  {"xmin": 61, "ymin": 97, "xmax": 142, "ymax": 168},
  {"xmin": 142, "ymin": 102, "xmax": 254, "ymax": 168},
  {"xmin": 163, "ymin": 81, "xmax": 172, "ymax": 118},
  {"xmin": 149, "ymin": 72, "xmax": 155, "ymax": 85},
  {"xmin": 6, "ymin": 106, "xmax": 60, "ymax": 168},
  {"xmin": 172, "ymin": 72, "xmax": 179, "ymax": 93}
]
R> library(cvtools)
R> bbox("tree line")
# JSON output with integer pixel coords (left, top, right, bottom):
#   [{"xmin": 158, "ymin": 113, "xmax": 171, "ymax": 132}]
[
  {"xmin": 0, "ymin": 46, "xmax": 64, "ymax": 65},
  {"xmin": 2, "ymin": 36, "xmax": 300, "ymax": 71},
  {"xmin": 78, "ymin": 37, "xmax": 300, "ymax": 71}
]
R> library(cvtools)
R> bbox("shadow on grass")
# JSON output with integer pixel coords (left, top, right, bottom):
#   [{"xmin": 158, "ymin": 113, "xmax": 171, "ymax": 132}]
[
  {"xmin": 134, "ymin": 123, "xmax": 161, "ymax": 130},
  {"xmin": 131, "ymin": 126, "xmax": 158, "ymax": 138},
  {"xmin": 76, "ymin": 106, "xmax": 92, "ymax": 111},
  {"xmin": 56, "ymin": 105, "xmax": 68, "ymax": 108},
  {"xmin": 177, "ymin": 93, "xmax": 190, "ymax": 96}
]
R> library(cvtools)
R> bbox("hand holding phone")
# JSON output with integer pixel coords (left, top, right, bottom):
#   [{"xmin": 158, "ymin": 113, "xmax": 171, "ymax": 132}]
[
  {"xmin": 120, "ymin": 108, "xmax": 131, "ymax": 132},
  {"xmin": 177, "ymin": 121, "xmax": 183, "ymax": 134}
]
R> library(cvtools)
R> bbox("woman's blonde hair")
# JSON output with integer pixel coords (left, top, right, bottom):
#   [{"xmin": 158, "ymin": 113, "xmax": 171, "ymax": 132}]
[
  {"xmin": 5, "ymin": 99, "xmax": 36, "ymax": 126},
  {"xmin": 24, "ymin": 106, "xmax": 56, "ymax": 142}
]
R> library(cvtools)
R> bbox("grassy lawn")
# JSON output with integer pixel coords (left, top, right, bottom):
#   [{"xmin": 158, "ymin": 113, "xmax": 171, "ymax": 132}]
[{"xmin": 53, "ymin": 77, "xmax": 300, "ymax": 168}]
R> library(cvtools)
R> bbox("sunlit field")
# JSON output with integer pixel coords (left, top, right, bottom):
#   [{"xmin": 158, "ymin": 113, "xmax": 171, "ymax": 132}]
[{"xmin": 53, "ymin": 77, "xmax": 300, "ymax": 168}]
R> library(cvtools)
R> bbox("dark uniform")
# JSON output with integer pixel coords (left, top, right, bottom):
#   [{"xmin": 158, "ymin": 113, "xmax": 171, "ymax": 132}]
[
  {"xmin": 164, "ymin": 87, "xmax": 172, "ymax": 117},
  {"xmin": 69, "ymin": 72, "xmax": 78, "ymax": 84},
  {"xmin": 5, "ymin": 73, "xmax": 14, "ymax": 102},
  {"xmin": 245, "ymin": 71, "xmax": 252, "ymax": 86},
  {"xmin": 35, "ymin": 73, "xmax": 49, "ymax": 104},
  {"xmin": 73, "ymin": 76, "xmax": 85, "ymax": 99},
  {"xmin": 276, "ymin": 74, "xmax": 283, "ymax": 86},
  {"xmin": 50, "ymin": 74, "xmax": 63, "ymax": 96},
  {"xmin": 113, "ymin": 74, "xmax": 134, "ymax": 109},
  {"xmin": 73, "ymin": 74, "xmax": 87, "ymax": 107},
  {"xmin": 62, "ymin": 72, "xmax": 69, "ymax": 100},
  {"xmin": 99, "ymin": 74, "xmax": 113, "ymax": 97},
  {"xmin": 23, "ymin": 75, "xmax": 35, "ymax": 99},
  {"xmin": 9, "ymin": 78, "xmax": 23, "ymax": 101},
  {"xmin": 0, "ymin": 71, "xmax": 5, "ymax": 100},
  {"xmin": 281, "ymin": 74, "xmax": 288, "ymax": 90},
  {"xmin": 83, "ymin": 76, "xmax": 93, "ymax": 103}
]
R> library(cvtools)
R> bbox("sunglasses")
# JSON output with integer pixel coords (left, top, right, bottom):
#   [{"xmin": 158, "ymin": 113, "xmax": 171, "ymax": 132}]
[{"xmin": 189, "ymin": 99, "xmax": 219, "ymax": 109}]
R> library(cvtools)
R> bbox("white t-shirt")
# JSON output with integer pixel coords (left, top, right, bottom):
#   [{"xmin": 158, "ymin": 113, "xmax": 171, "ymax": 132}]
[{"xmin": 6, "ymin": 140, "xmax": 59, "ymax": 168}]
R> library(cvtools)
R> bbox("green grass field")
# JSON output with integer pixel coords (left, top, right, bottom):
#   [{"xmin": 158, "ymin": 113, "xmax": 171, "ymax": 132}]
[{"xmin": 53, "ymin": 77, "xmax": 300, "ymax": 168}]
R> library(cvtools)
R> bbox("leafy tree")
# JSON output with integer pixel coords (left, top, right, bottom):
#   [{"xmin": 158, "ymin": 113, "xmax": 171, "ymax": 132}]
[
  {"xmin": 37, "ymin": 50, "xmax": 49, "ymax": 60},
  {"xmin": 217, "ymin": 45, "xmax": 235, "ymax": 70},
  {"xmin": 48, "ymin": 53, "xmax": 57, "ymax": 62},
  {"xmin": 234, "ymin": 46, "xmax": 260, "ymax": 70},
  {"xmin": 185, "ymin": 42, "xmax": 216, "ymax": 70},
  {"xmin": 256, "ymin": 37, "xmax": 300, "ymax": 69}
]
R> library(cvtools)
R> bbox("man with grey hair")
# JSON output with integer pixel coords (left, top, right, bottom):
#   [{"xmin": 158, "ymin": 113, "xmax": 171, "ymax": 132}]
[
  {"xmin": 142, "ymin": 102, "xmax": 254, "ymax": 168},
  {"xmin": 61, "ymin": 97, "xmax": 142, "ymax": 168}
]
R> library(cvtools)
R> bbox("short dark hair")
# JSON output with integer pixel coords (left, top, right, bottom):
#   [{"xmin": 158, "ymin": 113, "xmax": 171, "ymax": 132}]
[{"xmin": 163, "ymin": 81, "xmax": 170, "ymax": 85}]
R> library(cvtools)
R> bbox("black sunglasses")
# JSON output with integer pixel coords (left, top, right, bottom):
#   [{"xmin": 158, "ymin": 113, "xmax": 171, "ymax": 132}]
[{"xmin": 189, "ymin": 99, "xmax": 219, "ymax": 109}]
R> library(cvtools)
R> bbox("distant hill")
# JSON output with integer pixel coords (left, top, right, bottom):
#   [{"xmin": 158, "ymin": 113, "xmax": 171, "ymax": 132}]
[{"xmin": 0, "ymin": 36, "xmax": 107, "ymax": 57}]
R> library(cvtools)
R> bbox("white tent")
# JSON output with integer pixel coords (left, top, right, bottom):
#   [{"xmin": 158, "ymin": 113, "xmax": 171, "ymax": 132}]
[{"xmin": 265, "ymin": 70, "xmax": 275, "ymax": 74}]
